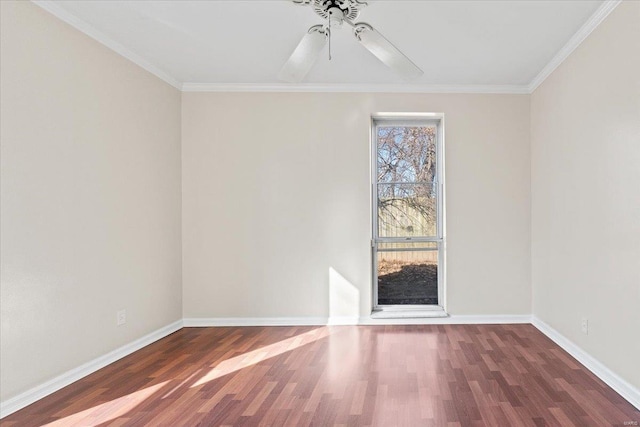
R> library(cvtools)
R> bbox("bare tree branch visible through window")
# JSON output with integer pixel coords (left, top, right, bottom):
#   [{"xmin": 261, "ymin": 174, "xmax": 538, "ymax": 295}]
[{"xmin": 377, "ymin": 126, "xmax": 437, "ymax": 237}]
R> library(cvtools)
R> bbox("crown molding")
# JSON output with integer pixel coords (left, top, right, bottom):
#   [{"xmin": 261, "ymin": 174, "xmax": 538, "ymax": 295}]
[
  {"xmin": 31, "ymin": 0, "xmax": 620, "ymax": 95},
  {"xmin": 31, "ymin": 0, "xmax": 182, "ymax": 90},
  {"xmin": 527, "ymin": 0, "xmax": 621, "ymax": 93},
  {"xmin": 181, "ymin": 83, "xmax": 530, "ymax": 94}
]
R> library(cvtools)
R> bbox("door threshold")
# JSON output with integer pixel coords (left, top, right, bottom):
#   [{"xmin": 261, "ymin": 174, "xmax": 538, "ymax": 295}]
[{"xmin": 371, "ymin": 307, "xmax": 448, "ymax": 319}]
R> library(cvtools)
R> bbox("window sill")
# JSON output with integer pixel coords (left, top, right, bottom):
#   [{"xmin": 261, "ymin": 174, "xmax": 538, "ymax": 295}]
[{"xmin": 370, "ymin": 307, "xmax": 448, "ymax": 319}]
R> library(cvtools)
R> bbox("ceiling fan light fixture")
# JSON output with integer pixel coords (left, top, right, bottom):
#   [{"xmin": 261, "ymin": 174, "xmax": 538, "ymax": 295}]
[
  {"xmin": 280, "ymin": 0, "xmax": 423, "ymax": 82},
  {"xmin": 327, "ymin": 7, "xmax": 345, "ymax": 27}
]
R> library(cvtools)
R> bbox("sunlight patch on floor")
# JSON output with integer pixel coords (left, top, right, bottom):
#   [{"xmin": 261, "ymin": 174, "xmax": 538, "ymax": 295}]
[
  {"xmin": 43, "ymin": 381, "xmax": 169, "ymax": 427},
  {"xmin": 191, "ymin": 327, "xmax": 332, "ymax": 388}
]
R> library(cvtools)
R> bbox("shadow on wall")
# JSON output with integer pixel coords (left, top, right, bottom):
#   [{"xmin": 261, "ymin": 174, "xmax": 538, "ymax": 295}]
[{"xmin": 329, "ymin": 267, "xmax": 360, "ymax": 324}]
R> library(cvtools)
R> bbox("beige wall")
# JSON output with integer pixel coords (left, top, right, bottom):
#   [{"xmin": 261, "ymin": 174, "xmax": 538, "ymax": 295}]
[
  {"xmin": 0, "ymin": 1, "xmax": 182, "ymax": 401},
  {"xmin": 531, "ymin": 1, "xmax": 640, "ymax": 390},
  {"xmin": 182, "ymin": 92, "xmax": 531, "ymax": 319},
  {"xmin": 11, "ymin": 0, "xmax": 637, "ymax": 407}
]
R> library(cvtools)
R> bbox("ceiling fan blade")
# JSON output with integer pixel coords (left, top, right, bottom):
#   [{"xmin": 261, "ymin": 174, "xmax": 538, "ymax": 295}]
[
  {"xmin": 278, "ymin": 25, "xmax": 328, "ymax": 83},
  {"xmin": 353, "ymin": 23, "xmax": 423, "ymax": 80}
]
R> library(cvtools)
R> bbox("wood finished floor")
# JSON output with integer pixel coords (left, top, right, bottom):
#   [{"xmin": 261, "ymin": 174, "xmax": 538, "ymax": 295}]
[{"xmin": 3, "ymin": 325, "xmax": 639, "ymax": 426}]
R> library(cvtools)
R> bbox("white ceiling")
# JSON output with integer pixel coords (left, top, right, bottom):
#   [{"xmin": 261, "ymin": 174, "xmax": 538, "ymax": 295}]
[{"xmin": 39, "ymin": 0, "xmax": 607, "ymax": 90}]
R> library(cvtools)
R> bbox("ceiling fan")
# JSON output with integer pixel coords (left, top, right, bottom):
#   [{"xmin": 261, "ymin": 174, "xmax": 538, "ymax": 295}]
[{"xmin": 279, "ymin": 0, "xmax": 424, "ymax": 82}]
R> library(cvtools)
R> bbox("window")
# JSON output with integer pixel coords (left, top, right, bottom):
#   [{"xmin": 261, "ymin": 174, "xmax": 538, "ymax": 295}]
[{"xmin": 372, "ymin": 116, "xmax": 444, "ymax": 311}]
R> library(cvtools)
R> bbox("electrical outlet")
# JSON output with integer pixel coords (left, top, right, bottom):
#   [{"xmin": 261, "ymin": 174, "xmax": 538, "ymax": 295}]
[
  {"xmin": 581, "ymin": 317, "xmax": 588, "ymax": 335},
  {"xmin": 117, "ymin": 309, "xmax": 126, "ymax": 326}
]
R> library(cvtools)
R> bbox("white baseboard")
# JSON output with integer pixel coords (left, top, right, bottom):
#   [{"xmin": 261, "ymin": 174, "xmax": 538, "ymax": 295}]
[
  {"xmin": 327, "ymin": 316, "xmax": 360, "ymax": 325},
  {"xmin": 183, "ymin": 317, "xmax": 329, "ymax": 327},
  {"xmin": 183, "ymin": 314, "xmax": 532, "ymax": 327},
  {"xmin": 0, "ymin": 319, "xmax": 184, "ymax": 419},
  {"xmin": 6, "ymin": 315, "xmax": 636, "ymax": 419},
  {"xmin": 532, "ymin": 316, "xmax": 640, "ymax": 410},
  {"xmin": 359, "ymin": 314, "xmax": 532, "ymax": 325}
]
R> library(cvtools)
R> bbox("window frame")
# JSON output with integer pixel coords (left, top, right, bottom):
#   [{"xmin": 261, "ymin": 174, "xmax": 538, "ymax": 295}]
[{"xmin": 371, "ymin": 114, "xmax": 446, "ymax": 312}]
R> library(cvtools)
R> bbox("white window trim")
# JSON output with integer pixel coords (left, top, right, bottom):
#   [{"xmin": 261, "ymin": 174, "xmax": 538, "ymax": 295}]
[{"xmin": 370, "ymin": 113, "xmax": 447, "ymax": 316}]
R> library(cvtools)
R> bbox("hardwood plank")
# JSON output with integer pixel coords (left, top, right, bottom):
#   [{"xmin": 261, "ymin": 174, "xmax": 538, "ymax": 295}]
[{"xmin": 2, "ymin": 325, "xmax": 638, "ymax": 426}]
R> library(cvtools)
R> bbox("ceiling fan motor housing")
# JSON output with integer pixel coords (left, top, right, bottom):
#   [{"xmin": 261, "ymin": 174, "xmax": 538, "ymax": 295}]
[{"xmin": 312, "ymin": 0, "xmax": 366, "ymax": 22}]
